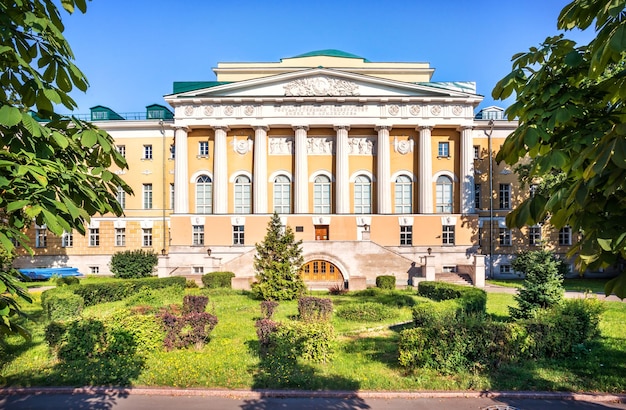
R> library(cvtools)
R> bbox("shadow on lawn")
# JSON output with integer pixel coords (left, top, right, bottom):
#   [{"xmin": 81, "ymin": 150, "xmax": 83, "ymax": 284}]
[{"xmin": 0, "ymin": 389, "xmax": 131, "ymax": 410}]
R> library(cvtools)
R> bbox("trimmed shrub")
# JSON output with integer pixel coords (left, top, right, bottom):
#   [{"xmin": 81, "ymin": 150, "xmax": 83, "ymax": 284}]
[
  {"xmin": 56, "ymin": 276, "xmax": 80, "ymax": 287},
  {"xmin": 260, "ymin": 300, "xmax": 279, "ymax": 319},
  {"xmin": 411, "ymin": 299, "xmax": 459, "ymax": 327},
  {"xmin": 201, "ymin": 271, "xmax": 235, "ymax": 289},
  {"xmin": 417, "ymin": 281, "xmax": 486, "ymax": 315},
  {"xmin": 376, "ymin": 275, "xmax": 396, "ymax": 290},
  {"xmin": 124, "ymin": 285, "xmax": 184, "ymax": 308},
  {"xmin": 182, "ymin": 294, "xmax": 209, "ymax": 314},
  {"xmin": 255, "ymin": 318, "xmax": 279, "ymax": 349},
  {"xmin": 337, "ymin": 302, "xmax": 398, "ymax": 322},
  {"xmin": 298, "ymin": 297, "xmax": 333, "ymax": 322},
  {"xmin": 105, "ymin": 311, "xmax": 164, "ymax": 354},
  {"xmin": 110, "ymin": 249, "xmax": 158, "ymax": 279},
  {"xmin": 74, "ymin": 277, "xmax": 185, "ymax": 306},
  {"xmin": 269, "ymin": 321, "xmax": 335, "ymax": 363},
  {"xmin": 44, "ymin": 321, "xmax": 67, "ymax": 350},
  {"xmin": 185, "ymin": 279, "xmax": 199, "ymax": 288},
  {"xmin": 159, "ymin": 310, "xmax": 218, "ymax": 351},
  {"xmin": 41, "ymin": 287, "xmax": 84, "ymax": 321}
]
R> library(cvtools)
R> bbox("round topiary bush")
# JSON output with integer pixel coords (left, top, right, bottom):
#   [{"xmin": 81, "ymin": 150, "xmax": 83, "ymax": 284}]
[{"xmin": 336, "ymin": 302, "xmax": 397, "ymax": 322}]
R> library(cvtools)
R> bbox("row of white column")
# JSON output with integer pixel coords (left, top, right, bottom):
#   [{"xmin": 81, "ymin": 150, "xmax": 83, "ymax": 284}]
[{"xmin": 173, "ymin": 125, "xmax": 475, "ymax": 215}]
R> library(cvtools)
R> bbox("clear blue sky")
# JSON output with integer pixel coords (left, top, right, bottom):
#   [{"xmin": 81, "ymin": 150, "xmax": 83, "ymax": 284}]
[{"xmin": 61, "ymin": 0, "xmax": 594, "ymax": 115}]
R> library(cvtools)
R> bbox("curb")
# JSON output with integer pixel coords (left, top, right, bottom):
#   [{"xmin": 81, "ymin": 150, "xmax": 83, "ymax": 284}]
[{"xmin": 1, "ymin": 387, "xmax": 625, "ymax": 403}]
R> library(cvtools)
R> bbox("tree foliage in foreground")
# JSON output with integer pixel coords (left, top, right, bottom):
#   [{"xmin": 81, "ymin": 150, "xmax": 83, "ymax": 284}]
[
  {"xmin": 0, "ymin": 0, "xmax": 131, "ymax": 337},
  {"xmin": 252, "ymin": 212, "xmax": 306, "ymax": 301},
  {"xmin": 493, "ymin": 0, "xmax": 626, "ymax": 298}
]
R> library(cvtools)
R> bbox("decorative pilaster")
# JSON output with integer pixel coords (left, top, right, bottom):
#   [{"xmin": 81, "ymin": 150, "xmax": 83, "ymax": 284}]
[
  {"xmin": 213, "ymin": 126, "xmax": 229, "ymax": 214},
  {"xmin": 460, "ymin": 126, "xmax": 475, "ymax": 214},
  {"xmin": 418, "ymin": 126, "xmax": 433, "ymax": 213},
  {"xmin": 334, "ymin": 125, "xmax": 350, "ymax": 214},
  {"xmin": 294, "ymin": 125, "xmax": 309, "ymax": 213},
  {"xmin": 253, "ymin": 125, "xmax": 269, "ymax": 214},
  {"xmin": 375, "ymin": 126, "xmax": 392, "ymax": 214},
  {"xmin": 173, "ymin": 127, "xmax": 189, "ymax": 214}
]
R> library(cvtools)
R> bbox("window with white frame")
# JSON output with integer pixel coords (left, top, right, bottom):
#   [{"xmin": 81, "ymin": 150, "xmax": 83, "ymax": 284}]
[
  {"xmin": 442, "ymin": 225, "xmax": 455, "ymax": 245},
  {"xmin": 117, "ymin": 145, "xmax": 126, "ymax": 157},
  {"xmin": 273, "ymin": 175, "xmax": 291, "ymax": 214},
  {"xmin": 473, "ymin": 145, "xmax": 480, "ymax": 159},
  {"xmin": 233, "ymin": 225, "xmax": 244, "ymax": 245},
  {"xmin": 438, "ymin": 141, "xmax": 450, "ymax": 157},
  {"xmin": 529, "ymin": 225, "xmax": 542, "ymax": 246},
  {"xmin": 474, "ymin": 183, "xmax": 481, "ymax": 210},
  {"xmin": 354, "ymin": 175, "xmax": 371, "ymax": 214},
  {"xmin": 143, "ymin": 144, "xmax": 153, "ymax": 160},
  {"xmin": 89, "ymin": 228, "xmax": 100, "ymax": 246},
  {"xmin": 400, "ymin": 225, "xmax": 412, "ymax": 246},
  {"xmin": 394, "ymin": 175, "xmax": 412, "ymax": 213},
  {"xmin": 116, "ymin": 186, "xmax": 125, "ymax": 209},
  {"xmin": 196, "ymin": 175, "xmax": 212, "ymax": 214},
  {"xmin": 436, "ymin": 175, "xmax": 453, "ymax": 213},
  {"xmin": 61, "ymin": 231, "xmax": 73, "ymax": 248},
  {"xmin": 35, "ymin": 226, "xmax": 47, "ymax": 248},
  {"xmin": 142, "ymin": 228, "xmax": 152, "ymax": 247},
  {"xmin": 499, "ymin": 264, "xmax": 512, "ymax": 274},
  {"xmin": 499, "ymin": 228, "xmax": 512, "ymax": 246},
  {"xmin": 193, "ymin": 225, "xmax": 204, "ymax": 246},
  {"xmin": 115, "ymin": 228, "xmax": 126, "ymax": 246},
  {"xmin": 89, "ymin": 266, "xmax": 100, "ymax": 274},
  {"xmin": 234, "ymin": 175, "xmax": 251, "ymax": 214},
  {"xmin": 198, "ymin": 141, "xmax": 209, "ymax": 157},
  {"xmin": 170, "ymin": 183, "xmax": 175, "ymax": 210},
  {"xmin": 143, "ymin": 183, "xmax": 153, "ymax": 209},
  {"xmin": 193, "ymin": 266, "xmax": 204, "ymax": 275},
  {"xmin": 559, "ymin": 226, "xmax": 572, "ymax": 246},
  {"xmin": 169, "ymin": 144, "xmax": 175, "ymax": 159},
  {"xmin": 499, "ymin": 183, "xmax": 511, "ymax": 209},
  {"xmin": 313, "ymin": 175, "xmax": 331, "ymax": 214}
]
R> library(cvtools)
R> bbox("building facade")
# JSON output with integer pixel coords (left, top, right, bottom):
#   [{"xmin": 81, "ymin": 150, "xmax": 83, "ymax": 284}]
[{"xmin": 14, "ymin": 50, "xmax": 576, "ymax": 287}]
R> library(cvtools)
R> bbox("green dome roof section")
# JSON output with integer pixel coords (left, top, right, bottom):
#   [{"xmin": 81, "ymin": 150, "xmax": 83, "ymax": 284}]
[{"xmin": 290, "ymin": 49, "xmax": 370, "ymax": 62}]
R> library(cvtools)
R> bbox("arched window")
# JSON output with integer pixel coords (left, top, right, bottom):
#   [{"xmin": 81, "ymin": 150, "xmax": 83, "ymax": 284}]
[
  {"xmin": 354, "ymin": 175, "xmax": 371, "ymax": 214},
  {"xmin": 313, "ymin": 175, "xmax": 331, "ymax": 214},
  {"xmin": 234, "ymin": 175, "xmax": 251, "ymax": 214},
  {"xmin": 395, "ymin": 175, "xmax": 412, "ymax": 214},
  {"xmin": 273, "ymin": 175, "xmax": 291, "ymax": 214},
  {"xmin": 195, "ymin": 175, "xmax": 212, "ymax": 214},
  {"xmin": 436, "ymin": 175, "xmax": 453, "ymax": 213}
]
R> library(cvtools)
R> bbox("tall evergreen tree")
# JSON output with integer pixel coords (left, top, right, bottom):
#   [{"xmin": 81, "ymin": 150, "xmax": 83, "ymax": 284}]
[{"xmin": 252, "ymin": 212, "xmax": 306, "ymax": 301}]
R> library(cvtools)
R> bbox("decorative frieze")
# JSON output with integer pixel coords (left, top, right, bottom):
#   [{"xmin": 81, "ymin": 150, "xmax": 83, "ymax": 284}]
[
  {"xmin": 275, "ymin": 104, "xmax": 366, "ymax": 117},
  {"xmin": 307, "ymin": 137, "xmax": 334, "ymax": 155},
  {"xmin": 393, "ymin": 136, "xmax": 413, "ymax": 155},
  {"xmin": 348, "ymin": 137, "xmax": 376, "ymax": 155},
  {"xmin": 268, "ymin": 137, "xmax": 294, "ymax": 155},
  {"xmin": 233, "ymin": 136, "xmax": 253, "ymax": 155},
  {"xmin": 284, "ymin": 76, "xmax": 360, "ymax": 96}
]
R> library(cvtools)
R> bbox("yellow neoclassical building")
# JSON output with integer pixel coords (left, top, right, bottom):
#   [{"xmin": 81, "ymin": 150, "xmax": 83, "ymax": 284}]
[{"xmin": 15, "ymin": 50, "xmax": 577, "ymax": 288}]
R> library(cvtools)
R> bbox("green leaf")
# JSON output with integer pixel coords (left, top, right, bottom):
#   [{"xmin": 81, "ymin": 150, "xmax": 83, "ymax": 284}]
[
  {"xmin": 56, "ymin": 66, "xmax": 72, "ymax": 93},
  {"xmin": 6, "ymin": 199, "xmax": 29, "ymax": 213},
  {"xmin": 597, "ymin": 238, "xmax": 613, "ymax": 252},
  {"xmin": 80, "ymin": 130, "xmax": 98, "ymax": 147},
  {"xmin": 0, "ymin": 106, "xmax": 22, "ymax": 127},
  {"xmin": 609, "ymin": 24, "xmax": 626, "ymax": 54},
  {"xmin": 605, "ymin": 272, "xmax": 626, "ymax": 299},
  {"xmin": 51, "ymin": 131, "xmax": 69, "ymax": 149}
]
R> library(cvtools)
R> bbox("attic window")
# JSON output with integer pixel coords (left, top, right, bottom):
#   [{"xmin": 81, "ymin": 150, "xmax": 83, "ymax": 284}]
[
  {"xmin": 92, "ymin": 111, "xmax": 108, "ymax": 120},
  {"xmin": 147, "ymin": 109, "xmax": 164, "ymax": 119}
]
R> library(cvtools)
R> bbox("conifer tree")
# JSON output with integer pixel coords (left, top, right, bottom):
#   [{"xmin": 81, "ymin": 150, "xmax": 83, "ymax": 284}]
[{"xmin": 252, "ymin": 212, "xmax": 306, "ymax": 301}]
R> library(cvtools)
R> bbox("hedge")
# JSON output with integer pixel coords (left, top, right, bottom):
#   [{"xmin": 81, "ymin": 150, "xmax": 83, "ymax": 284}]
[
  {"xmin": 73, "ymin": 276, "xmax": 186, "ymax": 306},
  {"xmin": 201, "ymin": 271, "xmax": 235, "ymax": 288},
  {"xmin": 375, "ymin": 275, "xmax": 396, "ymax": 290},
  {"xmin": 41, "ymin": 287, "xmax": 84, "ymax": 321},
  {"xmin": 417, "ymin": 281, "xmax": 486, "ymax": 315}
]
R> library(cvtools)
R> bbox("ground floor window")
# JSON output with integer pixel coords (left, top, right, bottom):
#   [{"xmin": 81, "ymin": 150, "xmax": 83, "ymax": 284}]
[
  {"xmin": 499, "ymin": 264, "xmax": 512, "ymax": 274},
  {"xmin": 193, "ymin": 225, "xmax": 204, "ymax": 246},
  {"xmin": 400, "ymin": 225, "xmax": 412, "ymax": 246},
  {"xmin": 142, "ymin": 228, "xmax": 152, "ymax": 247},
  {"xmin": 233, "ymin": 225, "xmax": 244, "ymax": 245},
  {"xmin": 115, "ymin": 228, "xmax": 126, "ymax": 246},
  {"xmin": 442, "ymin": 225, "xmax": 455, "ymax": 245}
]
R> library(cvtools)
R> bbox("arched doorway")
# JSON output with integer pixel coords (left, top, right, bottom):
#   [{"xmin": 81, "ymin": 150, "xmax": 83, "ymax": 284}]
[{"xmin": 301, "ymin": 260, "xmax": 344, "ymax": 287}]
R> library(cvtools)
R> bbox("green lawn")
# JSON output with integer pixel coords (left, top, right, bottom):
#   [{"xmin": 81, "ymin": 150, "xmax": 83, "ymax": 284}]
[
  {"xmin": 1, "ymin": 284, "xmax": 625, "ymax": 392},
  {"xmin": 487, "ymin": 278, "xmax": 611, "ymax": 294}
]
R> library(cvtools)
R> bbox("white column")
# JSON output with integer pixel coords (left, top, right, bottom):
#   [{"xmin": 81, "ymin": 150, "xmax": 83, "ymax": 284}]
[
  {"xmin": 334, "ymin": 125, "xmax": 350, "ymax": 214},
  {"xmin": 253, "ymin": 125, "xmax": 269, "ymax": 214},
  {"xmin": 460, "ymin": 126, "xmax": 475, "ymax": 214},
  {"xmin": 213, "ymin": 126, "xmax": 229, "ymax": 214},
  {"xmin": 294, "ymin": 125, "xmax": 309, "ymax": 213},
  {"xmin": 173, "ymin": 126, "xmax": 189, "ymax": 214},
  {"xmin": 376, "ymin": 126, "xmax": 392, "ymax": 214},
  {"xmin": 418, "ymin": 126, "xmax": 433, "ymax": 213}
]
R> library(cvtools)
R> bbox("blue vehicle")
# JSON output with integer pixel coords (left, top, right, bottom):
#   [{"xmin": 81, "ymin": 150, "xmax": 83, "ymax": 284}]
[{"xmin": 18, "ymin": 267, "xmax": 83, "ymax": 281}]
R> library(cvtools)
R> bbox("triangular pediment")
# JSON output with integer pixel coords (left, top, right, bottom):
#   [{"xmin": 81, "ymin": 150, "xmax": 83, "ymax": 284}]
[{"xmin": 166, "ymin": 68, "xmax": 479, "ymax": 101}]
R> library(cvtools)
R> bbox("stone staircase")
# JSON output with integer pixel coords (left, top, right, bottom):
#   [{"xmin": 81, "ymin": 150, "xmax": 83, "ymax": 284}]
[{"xmin": 436, "ymin": 272, "xmax": 473, "ymax": 286}]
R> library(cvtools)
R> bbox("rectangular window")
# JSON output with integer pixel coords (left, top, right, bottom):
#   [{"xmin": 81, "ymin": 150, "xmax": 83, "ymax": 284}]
[
  {"xmin": 117, "ymin": 187, "xmax": 125, "ymax": 209},
  {"xmin": 35, "ymin": 227, "xmax": 47, "ymax": 248},
  {"xmin": 529, "ymin": 226, "xmax": 542, "ymax": 246},
  {"xmin": 117, "ymin": 145, "xmax": 126, "ymax": 157},
  {"xmin": 115, "ymin": 228, "xmax": 126, "ymax": 246},
  {"xmin": 499, "ymin": 228, "xmax": 512, "ymax": 246},
  {"xmin": 473, "ymin": 145, "xmax": 480, "ymax": 159},
  {"xmin": 143, "ymin": 183, "xmax": 153, "ymax": 209},
  {"xmin": 169, "ymin": 144, "xmax": 175, "ymax": 159},
  {"xmin": 61, "ymin": 231, "xmax": 73, "ymax": 248},
  {"xmin": 559, "ymin": 226, "xmax": 572, "ymax": 246},
  {"xmin": 198, "ymin": 141, "xmax": 209, "ymax": 157},
  {"xmin": 499, "ymin": 264, "xmax": 512, "ymax": 274},
  {"xmin": 170, "ymin": 183, "xmax": 175, "ymax": 210},
  {"xmin": 89, "ymin": 228, "xmax": 100, "ymax": 247},
  {"xmin": 193, "ymin": 225, "xmax": 204, "ymax": 246},
  {"xmin": 400, "ymin": 225, "xmax": 413, "ymax": 246},
  {"xmin": 233, "ymin": 225, "xmax": 244, "ymax": 245},
  {"xmin": 499, "ymin": 183, "xmax": 511, "ymax": 210},
  {"xmin": 442, "ymin": 225, "xmax": 455, "ymax": 245},
  {"xmin": 89, "ymin": 266, "xmax": 100, "ymax": 274},
  {"xmin": 474, "ymin": 183, "xmax": 481, "ymax": 210},
  {"xmin": 142, "ymin": 228, "xmax": 152, "ymax": 247},
  {"xmin": 438, "ymin": 141, "xmax": 450, "ymax": 157},
  {"xmin": 143, "ymin": 144, "xmax": 153, "ymax": 160},
  {"xmin": 193, "ymin": 266, "xmax": 204, "ymax": 275}
]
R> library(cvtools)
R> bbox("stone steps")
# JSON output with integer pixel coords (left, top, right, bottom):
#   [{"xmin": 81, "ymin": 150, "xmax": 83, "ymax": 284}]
[{"xmin": 436, "ymin": 272, "xmax": 473, "ymax": 286}]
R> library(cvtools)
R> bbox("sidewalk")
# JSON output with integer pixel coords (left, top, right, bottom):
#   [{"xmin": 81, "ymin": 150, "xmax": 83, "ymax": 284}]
[{"xmin": 483, "ymin": 284, "xmax": 625, "ymax": 302}]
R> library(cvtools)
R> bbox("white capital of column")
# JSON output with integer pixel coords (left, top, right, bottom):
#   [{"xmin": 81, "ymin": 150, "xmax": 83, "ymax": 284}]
[
  {"xmin": 376, "ymin": 126, "xmax": 392, "ymax": 214},
  {"xmin": 213, "ymin": 126, "xmax": 229, "ymax": 214},
  {"xmin": 418, "ymin": 126, "xmax": 433, "ymax": 213},
  {"xmin": 335, "ymin": 125, "xmax": 350, "ymax": 214},
  {"xmin": 253, "ymin": 126, "xmax": 269, "ymax": 214},
  {"xmin": 173, "ymin": 127, "xmax": 189, "ymax": 214},
  {"xmin": 460, "ymin": 126, "xmax": 475, "ymax": 214},
  {"xmin": 294, "ymin": 125, "xmax": 309, "ymax": 214}
]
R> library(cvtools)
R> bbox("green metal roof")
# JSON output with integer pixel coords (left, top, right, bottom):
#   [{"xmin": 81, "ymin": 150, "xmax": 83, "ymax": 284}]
[
  {"xmin": 172, "ymin": 81, "xmax": 231, "ymax": 94},
  {"xmin": 290, "ymin": 49, "xmax": 370, "ymax": 62}
]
